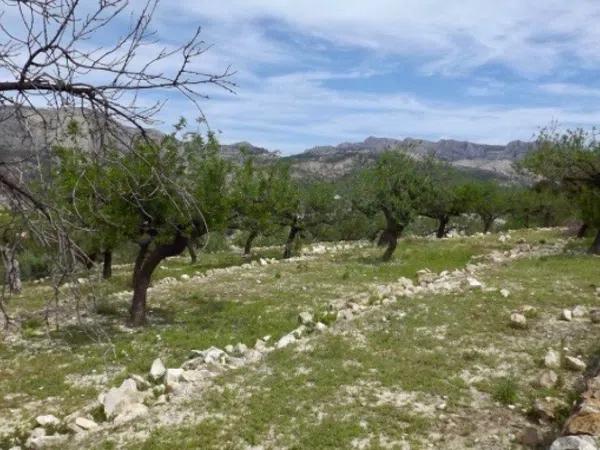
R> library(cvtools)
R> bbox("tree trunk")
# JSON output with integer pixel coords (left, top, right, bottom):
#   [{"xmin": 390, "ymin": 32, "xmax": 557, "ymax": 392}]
[
  {"xmin": 283, "ymin": 225, "xmax": 300, "ymax": 259},
  {"xmin": 379, "ymin": 208, "xmax": 403, "ymax": 261},
  {"xmin": 1, "ymin": 246, "xmax": 21, "ymax": 294},
  {"xmin": 483, "ymin": 216, "xmax": 494, "ymax": 233},
  {"xmin": 187, "ymin": 241, "xmax": 197, "ymax": 264},
  {"xmin": 589, "ymin": 229, "xmax": 600, "ymax": 255},
  {"xmin": 102, "ymin": 250, "xmax": 112, "ymax": 280},
  {"xmin": 436, "ymin": 216, "xmax": 449, "ymax": 239},
  {"xmin": 244, "ymin": 230, "xmax": 258, "ymax": 256},
  {"xmin": 129, "ymin": 232, "xmax": 189, "ymax": 326},
  {"xmin": 577, "ymin": 223, "xmax": 588, "ymax": 239}
]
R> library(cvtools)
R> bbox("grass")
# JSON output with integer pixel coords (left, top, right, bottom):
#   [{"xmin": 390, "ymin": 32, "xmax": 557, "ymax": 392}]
[{"xmin": 1, "ymin": 228, "xmax": 598, "ymax": 449}]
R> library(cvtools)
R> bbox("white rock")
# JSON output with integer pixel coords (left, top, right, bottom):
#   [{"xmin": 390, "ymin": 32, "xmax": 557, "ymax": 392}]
[
  {"xmin": 315, "ymin": 322, "xmax": 327, "ymax": 332},
  {"xmin": 500, "ymin": 289, "xmax": 510, "ymax": 298},
  {"xmin": 510, "ymin": 313, "xmax": 527, "ymax": 328},
  {"xmin": 298, "ymin": 311, "xmax": 314, "ymax": 325},
  {"xmin": 29, "ymin": 428, "xmax": 46, "ymax": 439},
  {"xmin": 291, "ymin": 325, "xmax": 306, "ymax": 339},
  {"xmin": 129, "ymin": 374, "xmax": 151, "ymax": 391},
  {"xmin": 224, "ymin": 344, "xmax": 234, "ymax": 354},
  {"xmin": 275, "ymin": 333, "xmax": 296, "ymax": 349},
  {"xmin": 35, "ymin": 415, "xmax": 60, "ymax": 428},
  {"xmin": 165, "ymin": 368, "xmax": 184, "ymax": 386},
  {"xmin": 149, "ymin": 358, "xmax": 166, "ymax": 381},
  {"xmin": 74, "ymin": 417, "xmax": 98, "ymax": 430},
  {"xmin": 113, "ymin": 403, "xmax": 148, "ymax": 425},
  {"xmin": 565, "ymin": 356, "xmax": 587, "ymax": 372},
  {"xmin": 102, "ymin": 378, "xmax": 144, "ymax": 420},
  {"xmin": 544, "ymin": 350, "xmax": 561, "ymax": 369},
  {"xmin": 538, "ymin": 370, "xmax": 558, "ymax": 389},
  {"xmin": 549, "ymin": 435, "xmax": 598, "ymax": 450},
  {"xmin": 466, "ymin": 277, "xmax": 483, "ymax": 290},
  {"xmin": 561, "ymin": 309, "xmax": 573, "ymax": 321},
  {"xmin": 203, "ymin": 347, "xmax": 228, "ymax": 364},
  {"xmin": 233, "ymin": 343, "xmax": 248, "ymax": 356},
  {"xmin": 572, "ymin": 305, "xmax": 589, "ymax": 318},
  {"xmin": 337, "ymin": 309, "xmax": 353, "ymax": 321},
  {"xmin": 180, "ymin": 274, "xmax": 190, "ymax": 281}
]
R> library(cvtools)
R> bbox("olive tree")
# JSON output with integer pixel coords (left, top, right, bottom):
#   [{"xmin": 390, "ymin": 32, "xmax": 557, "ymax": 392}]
[
  {"xmin": 520, "ymin": 128, "xmax": 600, "ymax": 253},
  {"xmin": 353, "ymin": 151, "xmax": 428, "ymax": 261}
]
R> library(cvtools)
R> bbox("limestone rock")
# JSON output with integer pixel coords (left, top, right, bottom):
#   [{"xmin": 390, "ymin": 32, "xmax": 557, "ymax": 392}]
[
  {"xmin": 565, "ymin": 356, "xmax": 587, "ymax": 372},
  {"xmin": 549, "ymin": 435, "xmax": 598, "ymax": 450},
  {"xmin": 517, "ymin": 427, "xmax": 543, "ymax": 447},
  {"xmin": 233, "ymin": 342, "xmax": 248, "ymax": 357},
  {"xmin": 74, "ymin": 417, "xmax": 98, "ymax": 430},
  {"xmin": 538, "ymin": 370, "xmax": 559, "ymax": 389},
  {"xmin": 165, "ymin": 368, "xmax": 184, "ymax": 386},
  {"xmin": 572, "ymin": 305, "xmax": 589, "ymax": 318},
  {"xmin": 224, "ymin": 344, "xmax": 234, "ymax": 354},
  {"xmin": 298, "ymin": 311, "xmax": 314, "ymax": 325},
  {"xmin": 149, "ymin": 358, "xmax": 166, "ymax": 381},
  {"xmin": 275, "ymin": 333, "xmax": 296, "ymax": 349},
  {"xmin": 337, "ymin": 309, "xmax": 353, "ymax": 321},
  {"xmin": 35, "ymin": 415, "xmax": 60, "ymax": 428},
  {"xmin": 113, "ymin": 403, "xmax": 148, "ymax": 425},
  {"xmin": 102, "ymin": 378, "xmax": 145, "ymax": 420},
  {"xmin": 315, "ymin": 322, "xmax": 327, "ymax": 332},
  {"xmin": 466, "ymin": 277, "xmax": 484, "ymax": 290},
  {"xmin": 590, "ymin": 309, "xmax": 600, "ymax": 324},
  {"xmin": 129, "ymin": 374, "xmax": 151, "ymax": 391},
  {"xmin": 544, "ymin": 350, "xmax": 561, "ymax": 369},
  {"xmin": 500, "ymin": 288, "xmax": 510, "ymax": 298},
  {"xmin": 565, "ymin": 402, "xmax": 600, "ymax": 436},
  {"xmin": 561, "ymin": 309, "xmax": 573, "ymax": 321},
  {"xmin": 533, "ymin": 397, "xmax": 567, "ymax": 420},
  {"xmin": 180, "ymin": 274, "xmax": 190, "ymax": 281},
  {"xmin": 510, "ymin": 312, "xmax": 527, "ymax": 328}
]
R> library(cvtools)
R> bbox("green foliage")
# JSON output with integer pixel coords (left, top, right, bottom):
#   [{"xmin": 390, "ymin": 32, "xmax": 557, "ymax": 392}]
[
  {"xmin": 456, "ymin": 180, "xmax": 511, "ymax": 231},
  {"xmin": 492, "ymin": 377, "xmax": 519, "ymax": 405}
]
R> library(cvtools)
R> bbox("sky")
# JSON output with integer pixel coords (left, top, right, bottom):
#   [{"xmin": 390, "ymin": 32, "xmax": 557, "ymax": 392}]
[{"xmin": 6, "ymin": 1, "xmax": 600, "ymax": 154}]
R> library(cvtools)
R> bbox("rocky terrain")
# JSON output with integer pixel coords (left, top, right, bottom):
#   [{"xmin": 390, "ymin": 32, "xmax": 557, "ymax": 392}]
[{"xmin": 1, "ymin": 228, "xmax": 599, "ymax": 449}]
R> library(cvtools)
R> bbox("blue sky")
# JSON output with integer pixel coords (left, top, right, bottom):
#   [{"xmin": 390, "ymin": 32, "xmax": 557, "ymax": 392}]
[{"xmin": 7, "ymin": 1, "xmax": 600, "ymax": 154}]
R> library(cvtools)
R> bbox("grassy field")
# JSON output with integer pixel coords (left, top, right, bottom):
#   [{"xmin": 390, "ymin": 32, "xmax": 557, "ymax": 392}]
[{"xmin": 1, "ymin": 229, "xmax": 599, "ymax": 449}]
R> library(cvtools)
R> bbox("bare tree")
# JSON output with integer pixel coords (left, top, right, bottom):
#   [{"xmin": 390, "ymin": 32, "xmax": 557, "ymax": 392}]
[{"xmin": 0, "ymin": 0, "xmax": 234, "ymax": 327}]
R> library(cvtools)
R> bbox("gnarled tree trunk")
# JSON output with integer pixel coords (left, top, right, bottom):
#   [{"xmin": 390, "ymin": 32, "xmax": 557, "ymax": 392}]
[
  {"xmin": 589, "ymin": 229, "xmax": 600, "ymax": 255},
  {"xmin": 102, "ymin": 250, "xmax": 112, "ymax": 280},
  {"xmin": 577, "ymin": 223, "xmax": 589, "ymax": 239},
  {"xmin": 379, "ymin": 209, "xmax": 404, "ymax": 261},
  {"xmin": 187, "ymin": 241, "xmax": 197, "ymax": 264},
  {"xmin": 244, "ymin": 230, "xmax": 258, "ymax": 256},
  {"xmin": 436, "ymin": 215, "xmax": 449, "ymax": 239},
  {"xmin": 0, "ymin": 246, "xmax": 21, "ymax": 294},
  {"xmin": 130, "ymin": 232, "xmax": 189, "ymax": 327},
  {"xmin": 283, "ymin": 223, "xmax": 301, "ymax": 259},
  {"xmin": 482, "ymin": 216, "xmax": 494, "ymax": 233}
]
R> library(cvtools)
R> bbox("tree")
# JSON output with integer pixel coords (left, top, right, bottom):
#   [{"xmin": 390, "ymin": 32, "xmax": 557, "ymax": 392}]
[
  {"xmin": 53, "ymin": 125, "xmax": 230, "ymax": 326},
  {"xmin": 520, "ymin": 128, "xmax": 600, "ymax": 253},
  {"xmin": 418, "ymin": 158, "xmax": 469, "ymax": 238},
  {"xmin": 230, "ymin": 153, "xmax": 291, "ymax": 256},
  {"xmin": 279, "ymin": 181, "xmax": 338, "ymax": 259},
  {"xmin": 0, "ymin": 0, "xmax": 233, "ymax": 311},
  {"xmin": 0, "ymin": 210, "xmax": 24, "ymax": 294},
  {"xmin": 458, "ymin": 181, "xmax": 510, "ymax": 233},
  {"xmin": 353, "ymin": 151, "xmax": 428, "ymax": 261}
]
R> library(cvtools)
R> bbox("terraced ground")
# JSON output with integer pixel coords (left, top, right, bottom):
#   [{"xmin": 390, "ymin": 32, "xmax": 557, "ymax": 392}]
[{"xmin": 1, "ymin": 228, "xmax": 599, "ymax": 449}]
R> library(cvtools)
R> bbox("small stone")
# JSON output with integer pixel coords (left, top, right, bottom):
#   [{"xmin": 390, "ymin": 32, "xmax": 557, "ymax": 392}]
[
  {"xmin": 233, "ymin": 343, "xmax": 248, "ymax": 357},
  {"xmin": 466, "ymin": 277, "xmax": 483, "ymax": 290},
  {"xmin": 30, "ymin": 428, "xmax": 46, "ymax": 439},
  {"xmin": 500, "ymin": 288, "xmax": 510, "ymax": 298},
  {"xmin": 561, "ymin": 309, "xmax": 573, "ymax": 321},
  {"xmin": 154, "ymin": 394, "xmax": 167, "ymax": 405},
  {"xmin": 35, "ymin": 415, "xmax": 60, "ymax": 428},
  {"xmin": 113, "ymin": 403, "xmax": 148, "ymax": 425},
  {"xmin": 572, "ymin": 305, "xmax": 589, "ymax": 318},
  {"xmin": 544, "ymin": 350, "xmax": 561, "ymax": 369},
  {"xmin": 510, "ymin": 313, "xmax": 527, "ymax": 328},
  {"xmin": 180, "ymin": 274, "xmax": 190, "ymax": 281},
  {"xmin": 224, "ymin": 344, "xmax": 234, "ymax": 354},
  {"xmin": 538, "ymin": 370, "xmax": 559, "ymax": 389},
  {"xmin": 165, "ymin": 368, "xmax": 184, "ymax": 386},
  {"xmin": 74, "ymin": 417, "xmax": 98, "ymax": 430},
  {"xmin": 549, "ymin": 435, "xmax": 598, "ymax": 450},
  {"xmin": 275, "ymin": 333, "xmax": 296, "ymax": 349},
  {"xmin": 565, "ymin": 356, "xmax": 587, "ymax": 372},
  {"xmin": 291, "ymin": 325, "xmax": 306, "ymax": 339},
  {"xmin": 315, "ymin": 322, "xmax": 327, "ymax": 332},
  {"xmin": 298, "ymin": 311, "xmax": 314, "ymax": 325},
  {"xmin": 102, "ymin": 378, "xmax": 144, "ymax": 420},
  {"xmin": 590, "ymin": 309, "xmax": 600, "ymax": 324},
  {"xmin": 517, "ymin": 427, "xmax": 543, "ymax": 447},
  {"xmin": 149, "ymin": 358, "xmax": 166, "ymax": 381},
  {"xmin": 129, "ymin": 374, "xmax": 151, "ymax": 391}
]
